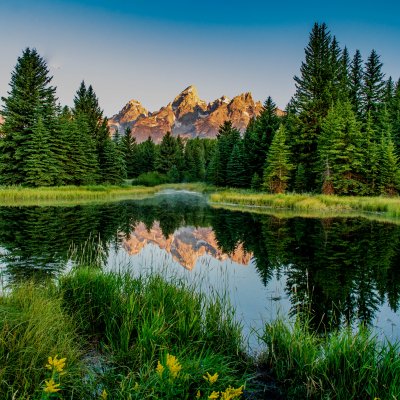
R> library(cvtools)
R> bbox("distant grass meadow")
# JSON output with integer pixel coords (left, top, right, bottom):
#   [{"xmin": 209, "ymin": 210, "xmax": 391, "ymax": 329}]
[
  {"xmin": 1, "ymin": 183, "xmax": 400, "ymax": 222},
  {"xmin": 0, "ymin": 183, "xmax": 210, "ymax": 206},
  {"xmin": 210, "ymin": 190, "xmax": 400, "ymax": 220}
]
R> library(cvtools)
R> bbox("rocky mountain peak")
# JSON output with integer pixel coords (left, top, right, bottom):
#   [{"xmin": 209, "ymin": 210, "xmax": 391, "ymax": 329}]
[
  {"xmin": 208, "ymin": 96, "xmax": 231, "ymax": 112},
  {"xmin": 171, "ymin": 85, "xmax": 207, "ymax": 119},
  {"xmin": 111, "ymin": 99, "xmax": 148, "ymax": 125},
  {"xmin": 108, "ymin": 86, "xmax": 285, "ymax": 143}
]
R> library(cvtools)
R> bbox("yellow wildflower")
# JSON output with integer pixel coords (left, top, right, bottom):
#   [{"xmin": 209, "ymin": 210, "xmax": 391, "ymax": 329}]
[
  {"xmin": 156, "ymin": 361, "xmax": 165, "ymax": 377},
  {"xmin": 166, "ymin": 354, "xmax": 182, "ymax": 378},
  {"xmin": 46, "ymin": 355, "xmax": 67, "ymax": 373},
  {"xmin": 196, "ymin": 390, "xmax": 201, "ymax": 398},
  {"xmin": 100, "ymin": 389, "xmax": 108, "ymax": 399},
  {"xmin": 203, "ymin": 371, "xmax": 219, "ymax": 385},
  {"xmin": 208, "ymin": 391, "xmax": 219, "ymax": 399},
  {"xmin": 220, "ymin": 385, "xmax": 244, "ymax": 400},
  {"xmin": 43, "ymin": 378, "xmax": 61, "ymax": 393}
]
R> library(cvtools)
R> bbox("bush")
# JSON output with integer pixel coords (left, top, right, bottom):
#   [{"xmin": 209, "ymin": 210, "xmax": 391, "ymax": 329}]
[{"xmin": 133, "ymin": 171, "xmax": 170, "ymax": 186}]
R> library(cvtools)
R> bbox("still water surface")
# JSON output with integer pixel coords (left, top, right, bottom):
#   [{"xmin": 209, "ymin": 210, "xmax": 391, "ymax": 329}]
[{"xmin": 1, "ymin": 190, "xmax": 399, "ymax": 349}]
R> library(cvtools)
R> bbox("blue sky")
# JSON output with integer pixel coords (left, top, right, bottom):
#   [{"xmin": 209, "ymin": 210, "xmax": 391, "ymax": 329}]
[{"xmin": 0, "ymin": 0, "xmax": 399, "ymax": 116}]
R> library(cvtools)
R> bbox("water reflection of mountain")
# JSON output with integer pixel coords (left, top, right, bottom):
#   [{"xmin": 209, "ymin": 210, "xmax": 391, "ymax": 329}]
[
  {"xmin": 123, "ymin": 222, "xmax": 252, "ymax": 270},
  {"xmin": 0, "ymin": 192, "xmax": 399, "ymax": 333}
]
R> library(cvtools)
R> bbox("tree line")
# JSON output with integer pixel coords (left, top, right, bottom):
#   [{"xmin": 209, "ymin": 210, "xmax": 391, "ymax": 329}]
[
  {"xmin": 2, "ymin": 23, "xmax": 400, "ymax": 195},
  {"xmin": 0, "ymin": 48, "xmax": 125, "ymax": 186},
  {"xmin": 205, "ymin": 23, "xmax": 400, "ymax": 195}
]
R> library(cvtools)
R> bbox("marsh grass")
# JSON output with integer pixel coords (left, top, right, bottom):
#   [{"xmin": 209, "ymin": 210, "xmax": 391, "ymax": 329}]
[
  {"xmin": 0, "ymin": 268, "xmax": 248, "ymax": 399},
  {"xmin": 59, "ymin": 268, "xmax": 247, "ymax": 397},
  {"xmin": 210, "ymin": 190, "xmax": 400, "ymax": 221},
  {"xmin": 0, "ymin": 183, "xmax": 211, "ymax": 206},
  {"xmin": 0, "ymin": 282, "xmax": 86, "ymax": 399},
  {"xmin": 261, "ymin": 318, "xmax": 400, "ymax": 399}
]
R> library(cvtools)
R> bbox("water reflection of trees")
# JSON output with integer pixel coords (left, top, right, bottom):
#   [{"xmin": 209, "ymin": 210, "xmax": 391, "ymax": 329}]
[
  {"xmin": 0, "ymin": 194, "xmax": 210, "ymax": 282},
  {"xmin": 211, "ymin": 211, "xmax": 400, "ymax": 331},
  {"xmin": 1, "ymin": 196, "xmax": 400, "ymax": 332}
]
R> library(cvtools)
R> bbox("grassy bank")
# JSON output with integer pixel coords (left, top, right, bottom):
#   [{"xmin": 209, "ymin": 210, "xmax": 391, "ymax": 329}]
[
  {"xmin": 0, "ymin": 183, "xmax": 210, "ymax": 206},
  {"xmin": 3, "ymin": 268, "xmax": 400, "ymax": 399},
  {"xmin": 261, "ymin": 319, "xmax": 400, "ymax": 399},
  {"xmin": 210, "ymin": 190, "xmax": 400, "ymax": 219},
  {"xmin": 0, "ymin": 268, "xmax": 247, "ymax": 399}
]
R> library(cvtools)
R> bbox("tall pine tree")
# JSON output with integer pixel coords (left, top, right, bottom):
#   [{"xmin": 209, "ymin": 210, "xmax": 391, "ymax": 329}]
[
  {"xmin": 362, "ymin": 49, "xmax": 386, "ymax": 122},
  {"xmin": 262, "ymin": 125, "xmax": 293, "ymax": 193},
  {"xmin": 0, "ymin": 48, "xmax": 58, "ymax": 185},
  {"xmin": 349, "ymin": 50, "xmax": 364, "ymax": 116}
]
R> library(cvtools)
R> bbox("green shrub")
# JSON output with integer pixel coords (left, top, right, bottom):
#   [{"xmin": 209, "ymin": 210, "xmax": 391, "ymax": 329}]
[{"xmin": 133, "ymin": 171, "xmax": 170, "ymax": 186}]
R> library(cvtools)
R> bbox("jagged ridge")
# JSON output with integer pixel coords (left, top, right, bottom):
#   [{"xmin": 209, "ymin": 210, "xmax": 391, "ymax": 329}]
[{"xmin": 109, "ymin": 85, "xmax": 283, "ymax": 143}]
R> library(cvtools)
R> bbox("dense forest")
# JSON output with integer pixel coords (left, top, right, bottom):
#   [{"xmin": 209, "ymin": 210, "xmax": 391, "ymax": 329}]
[{"xmin": 1, "ymin": 23, "xmax": 400, "ymax": 195}]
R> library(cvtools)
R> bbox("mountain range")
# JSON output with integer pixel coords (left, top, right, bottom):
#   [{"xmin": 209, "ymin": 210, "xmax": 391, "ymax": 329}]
[{"xmin": 108, "ymin": 85, "xmax": 284, "ymax": 143}]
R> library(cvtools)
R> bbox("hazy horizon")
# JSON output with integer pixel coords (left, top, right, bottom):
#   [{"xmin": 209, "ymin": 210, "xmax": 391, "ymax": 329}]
[{"xmin": 1, "ymin": 0, "xmax": 400, "ymax": 116}]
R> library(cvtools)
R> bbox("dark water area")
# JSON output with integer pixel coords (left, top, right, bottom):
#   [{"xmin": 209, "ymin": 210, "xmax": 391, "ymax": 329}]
[{"xmin": 1, "ymin": 190, "xmax": 400, "ymax": 348}]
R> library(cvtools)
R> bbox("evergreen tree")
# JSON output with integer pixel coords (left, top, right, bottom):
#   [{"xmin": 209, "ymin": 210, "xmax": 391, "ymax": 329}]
[
  {"xmin": 101, "ymin": 137, "xmax": 126, "ymax": 184},
  {"xmin": 363, "ymin": 112, "xmax": 380, "ymax": 195},
  {"xmin": 262, "ymin": 125, "xmax": 293, "ymax": 193},
  {"xmin": 390, "ymin": 79, "xmax": 400, "ymax": 150},
  {"xmin": 24, "ymin": 116, "xmax": 57, "ymax": 186},
  {"xmin": 184, "ymin": 138, "xmax": 206, "ymax": 182},
  {"xmin": 207, "ymin": 145, "xmax": 223, "ymax": 186},
  {"xmin": 377, "ymin": 107, "xmax": 400, "ymax": 195},
  {"xmin": 227, "ymin": 142, "xmax": 247, "ymax": 187},
  {"xmin": 250, "ymin": 173, "xmax": 262, "ymax": 190},
  {"xmin": 362, "ymin": 49, "xmax": 386, "ymax": 121},
  {"xmin": 349, "ymin": 50, "xmax": 364, "ymax": 116},
  {"xmin": 249, "ymin": 97, "xmax": 281, "ymax": 178},
  {"xmin": 328, "ymin": 36, "xmax": 342, "ymax": 102},
  {"xmin": 385, "ymin": 77, "xmax": 395, "ymax": 105},
  {"xmin": 120, "ymin": 127, "xmax": 137, "ymax": 178},
  {"xmin": 73, "ymin": 113, "xmax": 100, "ymax": 184},
  {"xmin": 0, "ymin": 48, "xmax": 58, "ymax": 185},
  {"xmin": 72, "ymin": 81, "xmax": 110, "ymax": 180},
  {"xmin": 318, "ymin": 101, "xmax": 366, "ymax": 195},
  {"xmin": 155, "ymin": 132, "xmax": 179, "ymax": 175},
  {"xmin": 338, "ymin": 46, "xmax": 351, "ymax": 101},
  {"xmin": 210, "ymin": 121, "xmax": 241, "ymax": 186},
  {"xmin": 137, "ymin": 137, "xmax": 156, "ymax": 175},
  {"xmin": 379, "ymin": 131, "xmax": 400, "ymax": 195},
  {"xmin": 291, "ymin": 23, "xmax": 338, "ymax": 190}
]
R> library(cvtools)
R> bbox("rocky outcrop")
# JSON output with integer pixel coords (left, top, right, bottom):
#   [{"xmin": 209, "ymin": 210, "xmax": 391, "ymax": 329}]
[
  {"xmin": 109, "ymin": 85, "xmax": 284, "ymax": 143},
  {"xmin": 108, "ymin": 99, "xmax": 149, "ymax": 133},
  {"xmin": 123, "ymin": 222, "xmax": 252, "ymax": 270},
  {"xmin": 131, "ymin": 104, "xmax": 175, "ymax": 143}
]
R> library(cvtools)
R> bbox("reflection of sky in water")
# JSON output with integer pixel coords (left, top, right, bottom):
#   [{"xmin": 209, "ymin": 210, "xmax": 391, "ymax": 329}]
[{"xmin": 106, "ymin": 242, "xmax": 400, "ymax": 352}]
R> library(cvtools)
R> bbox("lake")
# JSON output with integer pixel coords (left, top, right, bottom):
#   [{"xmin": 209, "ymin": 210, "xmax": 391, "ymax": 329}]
[{"xmin": 1, "ymin": 190, "xmax": 399, "ymax": 350}]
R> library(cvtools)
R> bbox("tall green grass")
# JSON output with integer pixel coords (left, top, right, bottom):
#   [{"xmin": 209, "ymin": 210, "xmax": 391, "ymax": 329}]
[
  {"xmin": 0, "ymin": 183, "xmax": 212, "ymax": 206},
  {"xmin": 210, "ymin": 190, "xmax": 400, "ymax": 219},
  {"xmin": 261, "ymin": 319, "xmax": 400, "ymax": 399},
  {"xmin": 0, "ymin": 283, "xmax": 86, "ymax": 399},
  {"xmin": 59, "ymin": 268, "xmax": 247, "ymax": 398},
  {"xmin": 0, "ymin": 268, "xmax": 248, "ymax": 399}
]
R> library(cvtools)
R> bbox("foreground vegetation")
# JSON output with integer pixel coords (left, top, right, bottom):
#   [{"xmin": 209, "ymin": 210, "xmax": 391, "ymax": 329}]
[
  {"xmin": 0, "ymin": 268, "xmax": 247, "ymax": 399},
  {"xmin": 261, "ymin": 319, "xmax": 400, "ymax": 399},
  {"xmin": 210, "ymin": 190, "xmax": 400, "ymax": 218},
  {"xmin": 1, "ymin": 267, "xmax": 400, "ymax": 399}
]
